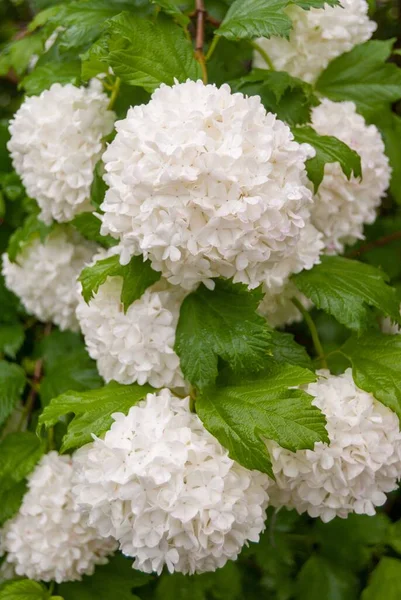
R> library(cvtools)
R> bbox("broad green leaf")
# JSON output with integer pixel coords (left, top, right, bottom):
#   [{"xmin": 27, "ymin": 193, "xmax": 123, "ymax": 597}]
[
  {"xmin": 151, "ymin": 0, "xmax": 190, "ymax": 26},
  {"xmin": 7, "ymin": 214, "xmax": 54, "ymax": 263},
  {"xmin": 0, "ymin": 432, "xmax": 44, "ymax": 492},
  {"xmin": 341, "ymin": 332, "xmax": 401, "ymax": 420},
  {"xmin": 21, "ymin": 61, "xmax": 81, "ymax": 96},
  {"xmin": 0, "ymin": 324, "xmax": 24, "ymax": 359},
  {"xmin": 208, "ymin": 39, "xmax": 252, "ymax": 87},
  {"xmin": 269, "ymin": 330, "xmax": 313, "ymax": 370},
  {"xmin": 0, "ymin": 275, "xmax": 20, "ymax": 324},
  {"xmin": 35, "ymin": 329, "xmax": 87, "ymax": 370},
  {"xmin": 175, "ymin": 279, "xmax": 272, "ymax": 391},
  {"xmin": 90, "ymin": 161, "xmax": 107, "ymax": 210},
  {"xmin": 233, "ymin": 70, "xmax": 319, "ymax": 126},
  {"xmin": 216, "ymin": 0, "xmax": 338, "ymax": 40},
  {"xmin": 362, "ymin": 558, "xmax": 401, "ymax": 600},
  {"xmin": 38, "ymin": 381, "xmax": 154, "ymax": 451},
  {"xmin": 292, "ymin": 126, "xmax": 362, "ymax": 192},
  {"xmin": 59, "ymin": 553, "xmax": 150, "ymax": 600},
  {"xmin": 78, "ymin": 253, "xmax": 161, "ymax": 312},
  {"xmin": 297, "ymin": 555, "xmax": 359, "ymax": 600},
  {"xmin": 0, "ymin": 480, "xmax": 27, "ymax": 527},
  {"xmin": 71, "ymin": 213, "xmax": 116, "ymax": 249},
  {"xmin": 0, "ymin": 580, "xmax": 50, "ymax": 600},
  {"xmin": 374, "ymin": 111, "xmax": 401, "ymax": 205},
  {"xmin": 387, "ymin": 519, "xmax": 401, "ymax": 555},
  {"xmin": 106, "ymin": 13, "xmax": 202, "ymax": 92},
  {"xmin": 293, "ymin": 256, "xmax": 401, "ymax": 332},
  {"xmin": 0, "ymin": 34, "xmax": 44, "ymax": 77},
  {"xmin": 0, "ymin": 361, "xmax": 26, "ymax": 427},
  {"xmin": 197, "ymin": 363, "xmax": 325, "ymax": 475},
  {"xmin": 156, "ymin": 563, "xmax": 242, "ymax": 600},
  {"xmin": 40, "ymin": 347, "xmax": 102, "ymax": 406},
  {"xmin": 316, "ymin": 39, "xmax": 401, "ymax": 117},
  {"xmin": 81, "ymin": 37, "xmax": 110, "ymax": 80}
]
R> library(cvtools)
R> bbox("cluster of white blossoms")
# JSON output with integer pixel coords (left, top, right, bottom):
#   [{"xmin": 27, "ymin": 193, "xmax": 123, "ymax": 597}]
[
  {"xmin": 8, "ymin": 81, "xmax": 115, "ymax": 224},
  {"xmin": 73, "ymin": 389, "xmax": 270, "ymax": 575},
  {"xmin": 310, "ymin": 99, "xmax": 391, "ymax": 253},
  {"xmin": 100, "ymin": 80, "xmax": 321, "ymax": 292},
  {"xmin": 0, "ymin": 452, "xmax": 117, "ymax": 583},
  {"xmin": 267, "ymin": 370, "xmax": 401, "ymax": 522},
  {"xmin": 2, "ymin": 227, "xmax": 96, "ymax": 331},
  {"xmin": 253, "ymin": 0, "xmax": 376, "ymax": 83},
  {"xmin": 76, "ymin": 253, "xmax": 186, "ymax": 388}
]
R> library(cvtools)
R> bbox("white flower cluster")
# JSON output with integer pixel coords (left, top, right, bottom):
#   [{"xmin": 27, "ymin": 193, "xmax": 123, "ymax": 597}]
[
  {"xmin": 100, "ymin": 80, "xmax": 321, "ymax": 292},
  {"xmin": 253, "ymin": 0, "xmax": 376, "ymax": 83},
  {"xmin": 8, "ymin": 81, "xmax": 115, "ymax": 224},
  {"xmin": 73, "ymin": 389, "xmax": 270, "ymax": 575},
  {"xmin": 76, "ymin": 259, "xmax": 186, "ymax": 388},
  {"xmin": 0, "ymin": 452, "xmax": 116, "ymax": 583},
  {"xmin": 268, "ymin": 370, "xmax": 401, "ymax": 522},
  {"xmin": 310, "ymin": 99, "xmax": 391, "ymax": 253},
  {"xmin": 2, "ymin": 227, "xmax": 96, "ymax": 331}
]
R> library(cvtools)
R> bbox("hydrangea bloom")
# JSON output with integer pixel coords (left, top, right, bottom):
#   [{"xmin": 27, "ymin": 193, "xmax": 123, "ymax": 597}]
[
  {"xmin": 76, "ymin": 265, "xmax": 186, "ymax": 388},
  {"xmin": 2, "ymin": 227, "xmax": 96, "ymax": 331},
  {"xmin": 268, "ymin": 370, "xmax": 401, "ymax": 522},
  {"xmin": 8, "ymin": 81, "xmax": 115, "ymax": 224},
  {"xmin": 100, "ymin": 80, "xmax": 317, "ymax": 291},
  {"xmin": 0, "ymin": 452, "xmax": 116, "ymax": 583},
  {"xmin": 253, "ymin": 0, "xmax": 376, "ymax": 83},
  {"xmin": 73, "ymin": 389, "xmax": 270, "ymax": 575},
  {"xmin": 310, "ymin": 100, "xmax": 391, "ymax": 253}
]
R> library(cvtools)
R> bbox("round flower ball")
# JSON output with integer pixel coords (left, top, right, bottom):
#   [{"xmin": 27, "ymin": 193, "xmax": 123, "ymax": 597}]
[
  {"xmin": 76, "ymin": 266, "xmax": 186, "ymax": 388},
  {"xmin": 73, "ymin": 389, "xmax": 270, "ymax": 575},
  {"xmin": 8, "ymin": 81, "xmax": 115, "ymax": 224},
  {"xmin": 2, "ymin": 227, "xmax": 96, "ymax": 331},
  {"xmin": 253, "ymin": 0, "xmax": 376, "ymax": 83},
  {"xmin": 268, "ymin": 370, "xmax": 401, "ymax": 522},
  {"xmin": 0, "ymin": 452, "xmax": 117, "ymax": 583},
  {"xmin": 100, "ymin": 80, "xmax": 316, "ymax": 291},
  {"xmin": 309, "ymin": 99, "xmax": 390, "ymax": 253}
]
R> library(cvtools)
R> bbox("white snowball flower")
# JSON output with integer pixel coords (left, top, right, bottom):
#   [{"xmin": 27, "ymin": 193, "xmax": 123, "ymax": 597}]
[
  {"xmin": 8, "ymin": 81, "xmax": 115, "ymax": 224},
  {"xmin": 76, "ymin": 264, "xmax": 186, "ymax": 388},
  {"xmin": 0, "ymin": 452, "xmax": 117, "ymax": 583},
  {"xmin": 268, "ymin": 370, "xmax": 401, "ymax": 522},
  {"xmin": 2, "ymin": 227, "xmax": 97, "ymax": 331},
  {"xmin": 310, "ymin": 99, "xmax": 391, "ymax": 253},
  {"xmin": 73, "ymin": 389, "xmax": 270, "ymax": 575},
  {"xmin": 253, "ymin": 0, "xmax": 376, "ymax": 83},
  {"xmin": 100, "ymin": 80, "xmax": 317, "ymax": 291}
]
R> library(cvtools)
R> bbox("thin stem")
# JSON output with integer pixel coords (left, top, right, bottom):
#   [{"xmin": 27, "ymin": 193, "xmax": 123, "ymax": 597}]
[
  {"xmin": 291, "ymin": 297, "xmax": 328, "ymax": 369},
  {"xmin": 108, "ymin": 77, "xmax": 121, "ymax": 110},
  {"xmin": 249, "ymin": 40, "xmax": 274, "ymax": 71},
  {"xmin": 205, "ymin": 35, "xmax": 220, "ymax": 61},
  {"xmin": 195, "ymin": 0, "xmax": 208, "ymax": 84},
  {"xmin": 346, "ymin": 230, "xmax": 401, "ymax": 258}
]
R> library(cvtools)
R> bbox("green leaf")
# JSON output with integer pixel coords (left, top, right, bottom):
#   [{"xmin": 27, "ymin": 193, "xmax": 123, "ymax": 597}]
[
  {"xmin": 0, "ymin": 324, "xmax": 24, "ymax": 359},
  {"xmin": 297, "ymin": 555, "xmax": 359, "ymax": 600},
  {"xmin": 0, "ymin": 580, "xmax": 50, "ymax": 600},
  {"xmin": 292, "ymin": 125, "xmax": 362, "ymax": 192},
  {"xmin": 38, "ymin": 381, "xmax": 154, "ymax": 451},
  {"xmin": 21, "ymin": 61, "xmax": 81, "ymax": 96},
  {"xmin": 216, "ymin": 0, "xmax": 338, "ymax": 40},
  {"xmin": 197, "ymin": 363, "xmax": 326, "ymax": 475},
  {"xmin": 269, "ymin": 330, "xmax": 313, "ymax": 370},
  {"xmin": 316, "ymin": 39, "xmax": 401, "ymax": 118},
  {"xmin": 0, "ymin": 480, "xmax": 27, "ymax": 527},
  {"xmin": 81, "ymin": 36, "xmax": 110, "ymax": 80},
  {"xmin": 79, "ymin": 253, "xmax": 161, "ymax": 312},
  {"xmin": 207, "ymin": 39, "xmax": 252, "ymax": 87},
  {"xmin": 106, "ymin": 13, "xmax": 202, "ymax": 92},
  {"xmin": 293, "ymin": 256, "xmax": 401, "ymax": 332},
  {"xmin": 59, "ymin": 553, "xmax": 150, "ymax": 600},
  {"xmin": 233, "ymin": 70, "xmax": 319, "ymax": 126},
  {"xmin": 90, "ymin": 161, "xmax": 107, "ymax": 210},
  {"xmin": 342, "ymin": 332, "xmax": 401, "ymax": 420},
  {"xmin": 0, "ymin": 432, "xmax": 44, "ymax": 493},
  {"xmin": 0, "ymin": 275, "xmax": 20, "ymax": 324},
  {"xmin": 175, "ymin": 279, "xmax": 272, "ymax": 391},
  {"xmin": 7, "ymin": 214, "xmax": 54, "ymax": 263},
  {"xmin": 151, "ymin": 0, "xmax": 190, "ymax": 26},
  {"xmin": 71, "ymin": 213, "xmax": 116, "ymax": 249},
  {"xmin": 362, "ymin": 558, "xmax": 401, "ymax": 600},
  {"xmin": 0, "ymin": 361, "xmax": 26, "ymax": 427},
  {"xmin": 387, "ymin": 519, "xmax": 401, "ymax": 555},
  {"xmin": 0, "ymin": 33, "xmax": 44, "ymax": 77},
  {"xmin": 373, "ymin": 111, "xmax": 401, "ymax": 205}
]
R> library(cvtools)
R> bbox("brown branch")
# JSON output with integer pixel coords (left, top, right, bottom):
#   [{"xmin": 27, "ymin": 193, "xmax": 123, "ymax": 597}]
[
  {"xmin": 194, "ymin": 0, "xmax": 208, "ymax": 83},
  {"xmin": 346, "ymin": 230, "xmax": 401, "ymax": 258}
]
